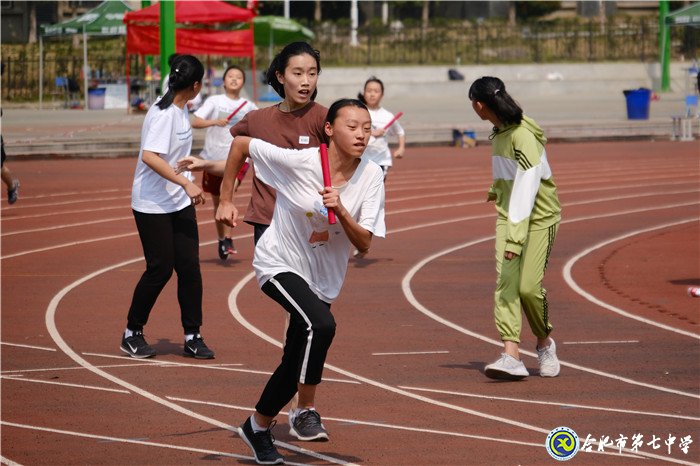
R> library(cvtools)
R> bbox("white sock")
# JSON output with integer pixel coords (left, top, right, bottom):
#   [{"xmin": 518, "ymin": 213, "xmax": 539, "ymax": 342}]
[
  {"xmin": 185, "ymin": 333, "xmax": 199, "ymax": 342},
  {"xmin": 250, "ymin": 415, "xmax": 266, "ymax": 433},
  {"xmin": 124, "ymin": 329, "xmax": 133, "ymax": 338}
]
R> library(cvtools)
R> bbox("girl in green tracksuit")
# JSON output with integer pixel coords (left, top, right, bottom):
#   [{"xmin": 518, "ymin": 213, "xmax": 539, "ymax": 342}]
[{"xmin": 469, "ymin": 76, "xmax": 562, "ymax": 381}]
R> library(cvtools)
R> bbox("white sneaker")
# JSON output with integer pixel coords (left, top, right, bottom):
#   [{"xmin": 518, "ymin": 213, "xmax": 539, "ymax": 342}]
[
  {"xmin": 484, "ymin": 353, "xmax": 529, "ymax": 380},
  {"xmin": 537, "ymin": 338, "xmax": 560, "ymax": 377}
]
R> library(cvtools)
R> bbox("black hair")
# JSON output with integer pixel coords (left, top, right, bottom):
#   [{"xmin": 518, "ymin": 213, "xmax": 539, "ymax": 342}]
[
  {"xmin": 325, "ymin": 98, "xmax": 368, "ymax": 126},
  {"xmin": 265, "ymin": 41, "xmax": 321, "ymax": 100},
  {"xmin": 357, "ymin": 76, "xmax": 384, "ymax": 104},
  {"xmin": 223, "ymin": 64, "xmax": 246, "ymax": 83},
  {"xmin": 468, "ymin": 76, "xmax": 523, "ymax": 126},
  {"xmin": 167, "ymin": 53, "xmax": 180, "ymax": 67},
  {"xmin": 157, "ymin": 55, "xmax": 204, "ymax": 110}
]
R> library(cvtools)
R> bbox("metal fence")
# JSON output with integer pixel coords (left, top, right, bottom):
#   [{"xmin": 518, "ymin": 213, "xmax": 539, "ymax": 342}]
[{"xmin": 2, "ymin": 17, "xmax": 696, "ymax": 102}]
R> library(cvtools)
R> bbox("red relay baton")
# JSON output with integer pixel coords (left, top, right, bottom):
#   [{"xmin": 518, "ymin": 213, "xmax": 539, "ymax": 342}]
[
  {"xmin": 226, "ymin": 101, "xmax": 247, "ymax": 121},
  {"xmin": 319, "ymin": 143, "xmax": 336, "ymax": 224},
  {"xmin": 383, "ymin": 111, "xmax": 404, "ymax": 130}
]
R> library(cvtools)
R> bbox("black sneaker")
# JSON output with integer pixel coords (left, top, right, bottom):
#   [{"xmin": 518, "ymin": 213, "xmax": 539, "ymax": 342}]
[
  {"xmin": 7, "ymin": 180, "xmax": 19, "ymax": 205},
  {"xmin": 183, "ymin": 334, "xmax": 215, "ymax": 359},
  {"xmin": 218, "ymin": 239, "xmax": 229, "ymax": 260},
  {"xmin": 289, "ymin": 408, "xmax": 329, "ymax": 442},
  {"xmin": 218, "ymin": 237, "xmax": 237, "ymax": 260},
  {"xmin": 237, "ymin": 417, "xmax": 284, "ymax": 465},
  {"xmin": 120, "ymin": 331, "xmax": 156, "ymax": 359},
  {"xmin": 224, "ymin": 237, "xmax": 237, "ymax": 255}
]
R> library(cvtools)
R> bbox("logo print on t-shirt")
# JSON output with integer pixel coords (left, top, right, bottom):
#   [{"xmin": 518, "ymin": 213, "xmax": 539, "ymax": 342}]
[
  {"xmin": 298, "ymin": 135, "xmax": 310, "ymax": 145},
  {"xmin": 306, "ymin": 211, "xmax": 329, "ymax": 248}
]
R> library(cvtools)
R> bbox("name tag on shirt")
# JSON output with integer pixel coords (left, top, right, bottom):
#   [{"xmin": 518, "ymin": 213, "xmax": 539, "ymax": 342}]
[{"xmin": 298, "ymin": 135, "xmax": 310, "ymax": 145}]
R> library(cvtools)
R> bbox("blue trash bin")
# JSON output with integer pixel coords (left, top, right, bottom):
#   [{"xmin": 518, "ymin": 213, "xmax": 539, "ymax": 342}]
[
  {"xmin": 87, "ymin": 87, "xmax": 106, "ymax": 110},
  {"xmin": 623, "ymin": 88, "xmax": 651, "ymax": 120}
]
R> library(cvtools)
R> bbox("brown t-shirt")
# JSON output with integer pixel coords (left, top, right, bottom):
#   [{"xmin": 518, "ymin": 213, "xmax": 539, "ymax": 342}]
[{"xmin": 231, "ymin": 102, "xmax": 328, "ymax": 226}]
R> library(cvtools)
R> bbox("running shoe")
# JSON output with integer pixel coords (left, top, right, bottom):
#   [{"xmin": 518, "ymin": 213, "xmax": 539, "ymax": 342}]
[
  {"xmin": 224, "ymin": 237, "xmax": 237, "ymax": 255},
  {"xmin": 218, "ymin": 237, "xmax": 237, "ymax": 260},
  {"xmin": 120, "ymin": 331, "xmax": 156, "ymax": 359},
  {"xmin": 7, "ymin": 180, "xmax": 19, "ymax": 205},
  {"xmin": 218, "ymin": 239, "xmax": 228, "ymax": 260},
  {"xmin": 183, "ymin": 334, "xmax": 215, "ymax": 359},
  {"xmin": 289, "ymin": 408, "xmax": 329, "ymax": 442},
  {"xmin": 484, "ymin": 353, "xmax": 529, "ymax": 380},
  {"xmin": 238, "ymin": 417, "xmax": 284, "ymax": 465},
  {"xmin": 537, "ymin": 338, "xmax": 561, "ymax": 377}
]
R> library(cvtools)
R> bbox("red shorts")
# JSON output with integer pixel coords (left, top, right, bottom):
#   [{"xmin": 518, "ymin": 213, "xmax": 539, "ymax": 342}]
[{"xmin": 202, "ymin": 171, "xmax": 223, "ymax": 196}]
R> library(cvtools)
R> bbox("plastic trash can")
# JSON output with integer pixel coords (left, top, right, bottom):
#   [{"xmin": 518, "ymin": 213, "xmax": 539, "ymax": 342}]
[
  {"xmin": 87, "ymin": 87, "xmax": 106, "ymax": 110},
  {"xmin": 623, "ymin": 88, "xmax": 651, "ymax": 120}
]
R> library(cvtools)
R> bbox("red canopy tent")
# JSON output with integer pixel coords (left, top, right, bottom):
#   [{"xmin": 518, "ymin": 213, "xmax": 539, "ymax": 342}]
[{"xmin": 123, "ymin": 1, "xmax": 257, "ymax": 106}]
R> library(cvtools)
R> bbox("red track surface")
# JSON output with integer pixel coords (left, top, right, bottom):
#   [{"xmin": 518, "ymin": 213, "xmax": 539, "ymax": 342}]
[{"xmin": 1, "ymin": 141, "xmax": 699, "ymax": 465}]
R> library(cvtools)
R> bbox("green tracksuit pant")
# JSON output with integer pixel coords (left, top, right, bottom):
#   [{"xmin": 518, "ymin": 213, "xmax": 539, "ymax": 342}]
[{"xmin": 494, "ymin": 222, "xmax": 558, "ymax": 343}]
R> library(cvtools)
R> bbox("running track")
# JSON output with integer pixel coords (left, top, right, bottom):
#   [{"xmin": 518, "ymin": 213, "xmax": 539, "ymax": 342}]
[{"xmin": 1, "ymin": 140, "xmax": 698, "ymax": 465}]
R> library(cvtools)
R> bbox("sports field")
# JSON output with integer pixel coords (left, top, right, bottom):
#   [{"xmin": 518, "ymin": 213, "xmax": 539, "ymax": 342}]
[{"xmin": 1, "ymin": 140, "xmax": 698, "ymax": 465}]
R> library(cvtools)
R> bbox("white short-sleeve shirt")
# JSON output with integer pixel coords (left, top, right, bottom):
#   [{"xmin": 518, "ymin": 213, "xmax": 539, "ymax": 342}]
[
  {"xmin": 194, "ymin": 94, "xmax": 257, "ymax": 161},
  {"xmin": 131, "ymin": 101, "xmax": 194, "ymax": 214},
  {"xmin": 249, "ymin": 139, "xmax": 386, "ymax": 302},
  {"xmin": 362, "ymin": 107, "xmax": 405, "ymax": 168}
]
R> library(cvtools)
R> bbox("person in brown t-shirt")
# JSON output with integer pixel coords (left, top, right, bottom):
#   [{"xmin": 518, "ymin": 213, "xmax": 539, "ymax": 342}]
[{"xmin": 231, "ymin": 42, "xmax": 327, "ymax": 244}]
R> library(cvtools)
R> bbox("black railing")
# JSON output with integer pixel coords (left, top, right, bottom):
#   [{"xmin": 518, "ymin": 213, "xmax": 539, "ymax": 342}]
[{"xmin": 1, "ymin": 17, "xmax": 696, "ymax": 102}]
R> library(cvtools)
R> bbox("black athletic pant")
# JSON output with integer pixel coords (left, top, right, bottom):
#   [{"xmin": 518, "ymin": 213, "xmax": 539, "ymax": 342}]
[
  {"xmin": 127, "ymin": 206, "xmax": 203, "ymax": 335},
  {"xmin": 255, "ymin": 272, "xmax": 336, "ymax": 417}
]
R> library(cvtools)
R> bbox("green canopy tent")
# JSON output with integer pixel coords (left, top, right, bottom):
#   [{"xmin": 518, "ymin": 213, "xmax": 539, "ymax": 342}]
[
  {"xmin": 665, "ymin": 2, "xmax": 700, "ymax": 27},
  {"xmin": 246, "ymin": 16, "xmax": 314, "ymax": 101},
  {"xmin": 660, "ymin": 1, "xmax": 700, "ymax": 91},
  {"xmin": 252, "ymin": 15, "xmax": 315, "ymax": 60},
  {"xmin": 39, "ymin": 0, "xmax": 133, "ymax": 109}
]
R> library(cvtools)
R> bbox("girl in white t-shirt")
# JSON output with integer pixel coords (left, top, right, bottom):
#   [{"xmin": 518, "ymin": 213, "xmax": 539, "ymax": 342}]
[
  {"xmin": 358, "ymin": 76, "xmax": 406, "ymax": 180},
  {"xmin": 122, "ymin": 55, "xmax": 215, "ymax": 361},
  {"xmin": 178, "ymin": 99, "xmax": 385, "ymax": 464},
  {"xmin": 192, "ymin": 65, "xmax": 258, "ymax": 261}
]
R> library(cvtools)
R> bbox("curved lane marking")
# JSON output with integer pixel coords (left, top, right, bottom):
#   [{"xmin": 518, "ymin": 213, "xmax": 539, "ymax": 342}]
[
  {"xmin": 228, "ymin": 273, "xmax": 690, "ymax": 464},
  {"xmin": 562, "ymin": 218, "xmax": 700, "ymax": 340},
  {"xmin": 44, "ymin": 257, "xmax": 355, "ymax": 466}
]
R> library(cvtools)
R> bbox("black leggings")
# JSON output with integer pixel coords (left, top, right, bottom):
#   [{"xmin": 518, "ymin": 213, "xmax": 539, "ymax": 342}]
[
  {"xmin": 255, "ymin": 272, "xmax": 336, "ymax": 417},
  {"xmin": 127, "ymin": 206, "xmax": 203, "ymax": 335}
]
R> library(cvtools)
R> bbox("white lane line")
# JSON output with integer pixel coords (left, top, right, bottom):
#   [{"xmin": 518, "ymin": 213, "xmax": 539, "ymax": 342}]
[
  {"xmin": 563, "ymin": 340, "xmax": 640, "ymax": 345},
  {"xmin": 44, "ymin": 261, "xmax": 357, "ymax": 466},
  {"xmin": 229, "ymin": 272, "xmax": 549, "ymax": 434},
  {"xmin": 0, "ymin": 454, "xmax": 22, "ymax": 466},
  {"xmin": 227, "ymin": 274, "xmax": 688, "ymax": 464},
  {"xmin": 82, "ymin": 352, "xmax": 359, "ymax": 384},
  {"xmin": 167, "ymin": 395, "xmax": 547, "ymax": 449},
  {"xmin": 402, "ymin": 235, "xmax": 699, "ymax": 399},
  {"xmin": 1, "ymin": 362, "xmax": 169, "ymax": 375},
  {"xmin": 2, "ymin": 182, "xmax": 694, "ymax": 258},
  {"xmin": 399, "ymin": 385, "xmax": 700, "ymax": 422},
  {"xmin": 0, "ymin": 225, "xmax": 251, "ymax": 260},
  {"xmin": 562, "ymin": 218, "xmax": 700, "ymax": 340},
  {"xmin": 372, "ymin": 351, "xmax": 450, "ymax": 356},
  {"xmin": 0, "ymin": 341, "xmax": 56, "ymax": 351},
  {"xmin": 0, "ymin": 421, "xmax": 310, "ymax": 466},
  {"xmin": 2, "ymin": 216, "xmax": 133, "ymax": 237},
  {"xmin": 1, "ymin": 375, "xmax": 130, "ymax": 394}
]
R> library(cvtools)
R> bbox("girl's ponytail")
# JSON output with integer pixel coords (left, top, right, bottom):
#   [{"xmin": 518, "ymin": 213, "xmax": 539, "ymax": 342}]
[
  {"xmin": 156, "ymin": 55, "xmax": 204, "ymax": 110},
  {"xmin": 468, "ymin": 76, "xmax": 523, "ymax": 126}
]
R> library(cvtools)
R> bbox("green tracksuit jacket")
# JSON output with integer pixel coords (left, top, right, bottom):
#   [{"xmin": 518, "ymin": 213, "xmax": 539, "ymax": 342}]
[{"xmin": 488, "ymin": 115, "xmax": 561, "ymax": 254}]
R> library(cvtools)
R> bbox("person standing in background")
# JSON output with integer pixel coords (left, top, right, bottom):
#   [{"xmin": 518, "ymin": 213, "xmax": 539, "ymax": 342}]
[
  {"xmin": 192, "ymin": 65, "xmax": 257, "ymax": 260},
  {"xmin": 468, "ymin": 76, "xmax": 562, "ymax": 381},
  {"xmin": 121, "ymin": 55, "xmax": 214, "ymax": 361},
  {"xmin": 357, "ymin": 76, "xmax": 406, "ymax": 181}
]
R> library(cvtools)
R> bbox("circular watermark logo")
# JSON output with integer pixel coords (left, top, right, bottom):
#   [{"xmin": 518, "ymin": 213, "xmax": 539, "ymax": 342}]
[{"xmin": 545, "ymin": 426, "xmax": 580, "ymax": 461}]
